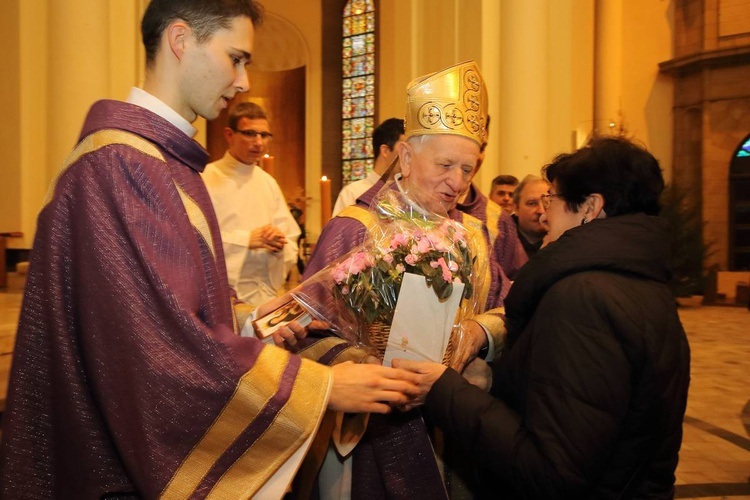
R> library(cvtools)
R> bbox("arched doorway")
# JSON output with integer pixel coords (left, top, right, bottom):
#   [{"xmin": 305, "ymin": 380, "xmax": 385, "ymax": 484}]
[
  {"xmin": 206, "ymin": 13, "xmax": 308, "ymax": 208},
  {"xmin": 729, "ymin": 134, "xmax": 750, "ymax": 270}
]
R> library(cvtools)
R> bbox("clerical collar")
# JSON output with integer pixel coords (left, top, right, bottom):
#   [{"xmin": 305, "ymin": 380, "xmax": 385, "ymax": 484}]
[
  {"xmin": 126, "ymin": 87, "xmax": 197, "ymax": 138},
  {"xmin": 215, "ymin": 152, "xmax": 258, "ymax": 175}
]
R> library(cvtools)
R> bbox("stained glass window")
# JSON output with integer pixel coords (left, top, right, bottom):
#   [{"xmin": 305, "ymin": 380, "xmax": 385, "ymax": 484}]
[
  {"xmin": 736, "ymin": 137, "xmax": 750, "ymax": 157},
  {"xmin": 342, "ymin": 0, "xmax": 376, "ymax": 184}
]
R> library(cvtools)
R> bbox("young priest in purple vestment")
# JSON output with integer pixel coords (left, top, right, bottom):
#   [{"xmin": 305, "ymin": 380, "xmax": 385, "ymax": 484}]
[{"xmin": 0, "ymin": 2, "xmax": 420, "ymax": 498}]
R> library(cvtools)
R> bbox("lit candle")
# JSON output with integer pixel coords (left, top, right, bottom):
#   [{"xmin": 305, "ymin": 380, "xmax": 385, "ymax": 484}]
[
  {"xmin": 320, "ymin": 175, "xmax": 332, "ymax": 227},
  {"xmin": 261, "ymin": 154, "xmax": 275, "ymax": 177}
]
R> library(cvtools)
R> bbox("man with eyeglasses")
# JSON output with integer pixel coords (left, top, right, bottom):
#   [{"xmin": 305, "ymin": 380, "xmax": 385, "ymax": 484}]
[{"xmin": 203, "ymin": 101, "xmax": 301, "ymax": 306}]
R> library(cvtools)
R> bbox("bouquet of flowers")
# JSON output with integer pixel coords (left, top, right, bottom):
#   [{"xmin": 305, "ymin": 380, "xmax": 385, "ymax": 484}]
[
  {"xmin": 292, "ymin": 181, "xmax": 483, "ymax": 365},
  {"xmin": 330, "ymin": 217, "xmax": 474, "ymax": 325}
]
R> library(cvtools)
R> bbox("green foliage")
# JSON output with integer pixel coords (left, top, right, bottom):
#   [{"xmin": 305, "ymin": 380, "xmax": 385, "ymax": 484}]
[{"xmin": 660, "ymin": 183, "xmax": 711, "ymax": 297}]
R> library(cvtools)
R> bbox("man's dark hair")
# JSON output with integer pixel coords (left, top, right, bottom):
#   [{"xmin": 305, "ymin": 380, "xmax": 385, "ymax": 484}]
[
  {"xmin": 372, "ymin": 118, "xmax": 405, "ymax": 160},
  {"xmin": 492, "ymin": 175, "xmax": 519, "ymax": 188},
  {"xmin": 227, "ymin": 101, "xmax": 267, "ymax": 130},
  {"xmin": 543, "ymin": 136, "xmax": 665, "ymax": 216},
  {"xmin": 142, "ymin": 0, "xmax": 264, "ymax": 65}
]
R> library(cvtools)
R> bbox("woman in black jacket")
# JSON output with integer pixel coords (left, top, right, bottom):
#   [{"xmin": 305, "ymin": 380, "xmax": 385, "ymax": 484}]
[{"xmin": 396, "ymin": 137, "xmax": 691, "ymax": 499}]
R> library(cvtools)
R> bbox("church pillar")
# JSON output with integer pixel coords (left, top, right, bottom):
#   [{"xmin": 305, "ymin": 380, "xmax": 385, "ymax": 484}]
[
  {"xmin": 46, "ymin": 0, "xmax": 111, "ymax": 175},
  {"xmin": 593, "ymin": 0, "xmax": 623, "ymax": 136},
  {"xmin": 498, "ymin": 0, "xmax": 550, "ymax": 180}
]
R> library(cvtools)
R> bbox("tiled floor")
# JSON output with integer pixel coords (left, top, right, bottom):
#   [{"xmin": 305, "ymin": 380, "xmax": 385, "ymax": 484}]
[
  {"xmin": 674, "ymin": 304, "xmax": 750, "ymax": 499},
  {"xmin": 0, "ymin": 274, "xmax": 748, "ymax": 497}
]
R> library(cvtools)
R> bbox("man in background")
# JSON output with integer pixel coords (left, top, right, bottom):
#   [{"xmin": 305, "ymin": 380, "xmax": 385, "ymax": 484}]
[
  {"xmin": 203, "ymin": 102, "xmax": 300, "ymax": 306},
  {"xmin": 512, "ymin": 174, "xmax": 550, "ymax": 258},
  {"xmin": 332, "ymin": 117, "xmax": 405, "ymax": 216},
  {"xmin": 489, "ymin": 174, "xmax": 519, "ymax": 214}
]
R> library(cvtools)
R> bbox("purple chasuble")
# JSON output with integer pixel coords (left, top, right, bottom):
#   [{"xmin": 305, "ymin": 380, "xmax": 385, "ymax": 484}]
[{"xmin": 0, "ymin": 100, "xmax": 328, "ymax": 499}]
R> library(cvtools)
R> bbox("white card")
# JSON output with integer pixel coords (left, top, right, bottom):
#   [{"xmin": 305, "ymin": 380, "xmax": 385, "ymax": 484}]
[{"xmin": 383, "ymin": 272, "xmax": 464, "ymax": 365}]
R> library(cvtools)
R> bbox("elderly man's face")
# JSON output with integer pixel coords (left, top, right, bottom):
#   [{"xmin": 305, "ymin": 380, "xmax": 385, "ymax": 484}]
[
  {"xmin": 398, "ymin": 135, "xmax": 479, "ymax": 213},
  {"xmin": 514, "ymin": 180, "xmax": 549, "ymax": 237}
]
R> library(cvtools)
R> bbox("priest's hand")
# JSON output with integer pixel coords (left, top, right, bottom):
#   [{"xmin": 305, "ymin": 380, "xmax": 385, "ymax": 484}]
[
  {"xmin": 390, "ymin": 359, "xmax": 447, "ymax": 412},
  {"xmin": 272, "ymin": 319, "xmax": 328, "ymax": 348},
  {"xmin": 449, "ymin": 319, "xmax": 487, "ymax": 372},
  {"xmin": 248, "ymin": 224, "xmax": 286, "ymax": 252},
  {"xmin": 328, "ymin": 362, "xmax": 420, "ymax": 414}
]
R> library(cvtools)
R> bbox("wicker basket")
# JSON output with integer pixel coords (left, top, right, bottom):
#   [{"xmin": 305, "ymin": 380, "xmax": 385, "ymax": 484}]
[{"xmin": 363, "ymin": 321, "xmax": 456, "ymax": 366}]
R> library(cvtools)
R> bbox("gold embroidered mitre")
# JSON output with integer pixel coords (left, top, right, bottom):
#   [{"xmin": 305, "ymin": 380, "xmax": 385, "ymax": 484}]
[{"xmin": 404, "ymin": 60, "xmax": 488, "ymax": 146}]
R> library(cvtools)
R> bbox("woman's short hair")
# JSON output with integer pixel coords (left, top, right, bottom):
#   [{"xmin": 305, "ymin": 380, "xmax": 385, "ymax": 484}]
[{"xmin": 542, "ymin": 136, "xmax": 665, "ymax": 216}]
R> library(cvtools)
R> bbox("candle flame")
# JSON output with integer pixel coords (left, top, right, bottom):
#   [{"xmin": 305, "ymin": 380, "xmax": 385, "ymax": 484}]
[{"xmin": 321, "ymin": 175, "xmax": 328, "ymax": 181}]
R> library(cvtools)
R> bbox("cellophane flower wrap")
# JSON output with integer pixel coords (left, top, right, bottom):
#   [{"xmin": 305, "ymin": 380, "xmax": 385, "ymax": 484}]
[{"xmin": 293, "ymin": 181, "xmax": 484, "ymax": 365}]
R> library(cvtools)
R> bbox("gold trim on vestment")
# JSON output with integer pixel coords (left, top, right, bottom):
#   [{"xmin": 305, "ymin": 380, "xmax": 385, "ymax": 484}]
[
  {"xmin": 232, "ymin": 300, "xmax": 255, "ymax": 335},
  {"xmin": 484, "ymin": 200, "xmax": 502, "ymax": 247},
  {"xmin": 337, "ymin": 205, "xmax": 381, "ymax": 233},
  {"xmin": 160, "ymin": 345, "xmax": 330, "ymax": 499},
  {"xmin": 297, "ymin": 337, "xmax": 371, "ymax": 365},
  {"xmin": 42, "ymin": 129, "xmax": 164, "ymax": 209},
  {"xmin": 206, "ymin": 357, "xmax": 330, "ymax": 498},
  {"xmin": 455, "ymin": 211, "xmax": 490, "ymax": 314},
  {"xmin": 173, "ymin": 182, "xmax": 217, "ymax": 261},
  {"xmin": 41, "ymin": 128, "xmax": 217, "ymax": 262},
  {"xmin": 473, "ymin": 308, "xmax": 507, "ymax": 357}
]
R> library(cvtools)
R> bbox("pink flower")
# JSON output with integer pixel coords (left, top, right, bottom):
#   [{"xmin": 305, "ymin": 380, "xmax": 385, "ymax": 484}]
[
  {"xmin": 396, "ymin": 263, "xmax": 405, "ymax": 273},
  {"xmin": 331, "ymin": 265, "xmax": 349, "ymax": 284},
  {"xmin": 430, "ymin": 257, "xmax": 453, "ymax": 281},
  {"xmin": 349, "ymin": 251, "xmax": 371, "ymax": 274},
  {"xmin": 390, "ymin": 233, "xmax": 409, "ymax": 249},
  {"xmin": 416, "ymin": 237, "xmax": 432, "ymax": 254},
  {"xmin": 341, "ymin": 285, "xmax": 350, "ymax": 294},
  {"xmin": 405, "ymin": 254, "xmax": 418, "ymax": 265},
  {"xmin": 426, "ymin": 230, "xmax": 450, "ymax": 252},
  {"xmin": 382, "ymin": 253, "xmax": 394, "ymax": 264}
]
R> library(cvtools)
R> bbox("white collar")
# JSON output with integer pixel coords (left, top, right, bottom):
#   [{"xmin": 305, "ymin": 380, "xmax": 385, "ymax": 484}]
[
  {"xmin": 126, "ymin": 87, "xmax": 197, "ymax": 138},
  {"xmin": 213, "ymin": 151, "xmax": 259, "ymax": 176}
]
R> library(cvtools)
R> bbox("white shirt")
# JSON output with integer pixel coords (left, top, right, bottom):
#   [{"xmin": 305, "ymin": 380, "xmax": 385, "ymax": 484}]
[
  {"xmin": 126, "ymin": 87, "xmax": 197, "ymax": 138},
  {"xmin": 202, "ymin": 152, "xmax": 301, "ymax": 307},
  {"xmin": 332, "ymin": 171, "xmax": 381, "ymax": 216}
]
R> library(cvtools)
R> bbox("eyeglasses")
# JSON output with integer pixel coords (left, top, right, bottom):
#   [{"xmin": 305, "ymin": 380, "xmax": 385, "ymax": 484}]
[
  {"xmin": 234, "ymin": 129, "xmax": 274, "ymax": 141},
  {"xmin": 540, "ymin": 193, "xmax": 564, "ymax": 209}
]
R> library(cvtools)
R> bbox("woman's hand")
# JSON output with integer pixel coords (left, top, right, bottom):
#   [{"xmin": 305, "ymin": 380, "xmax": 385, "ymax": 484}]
[{"xmin": 390, "ymin": 359, "xmax": 448, "ymax": 411}]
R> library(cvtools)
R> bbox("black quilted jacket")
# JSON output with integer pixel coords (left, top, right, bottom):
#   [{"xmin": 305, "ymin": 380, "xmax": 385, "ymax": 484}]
[{"xmin": 425, "ymin": 214, "xmax": 691, "ymax": 499}]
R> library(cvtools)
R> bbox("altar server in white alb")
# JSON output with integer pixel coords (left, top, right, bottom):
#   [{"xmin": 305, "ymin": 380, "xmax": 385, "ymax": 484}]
[{"xmin": 203, "ymin": 101, "xmax": 300, "ymax": 306}]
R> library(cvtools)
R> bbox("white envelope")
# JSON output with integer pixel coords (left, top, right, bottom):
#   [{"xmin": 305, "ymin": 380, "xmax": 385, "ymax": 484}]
[{"xmin": 383, "ymin": 272, "xmax": 464, "ymax": 365}]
